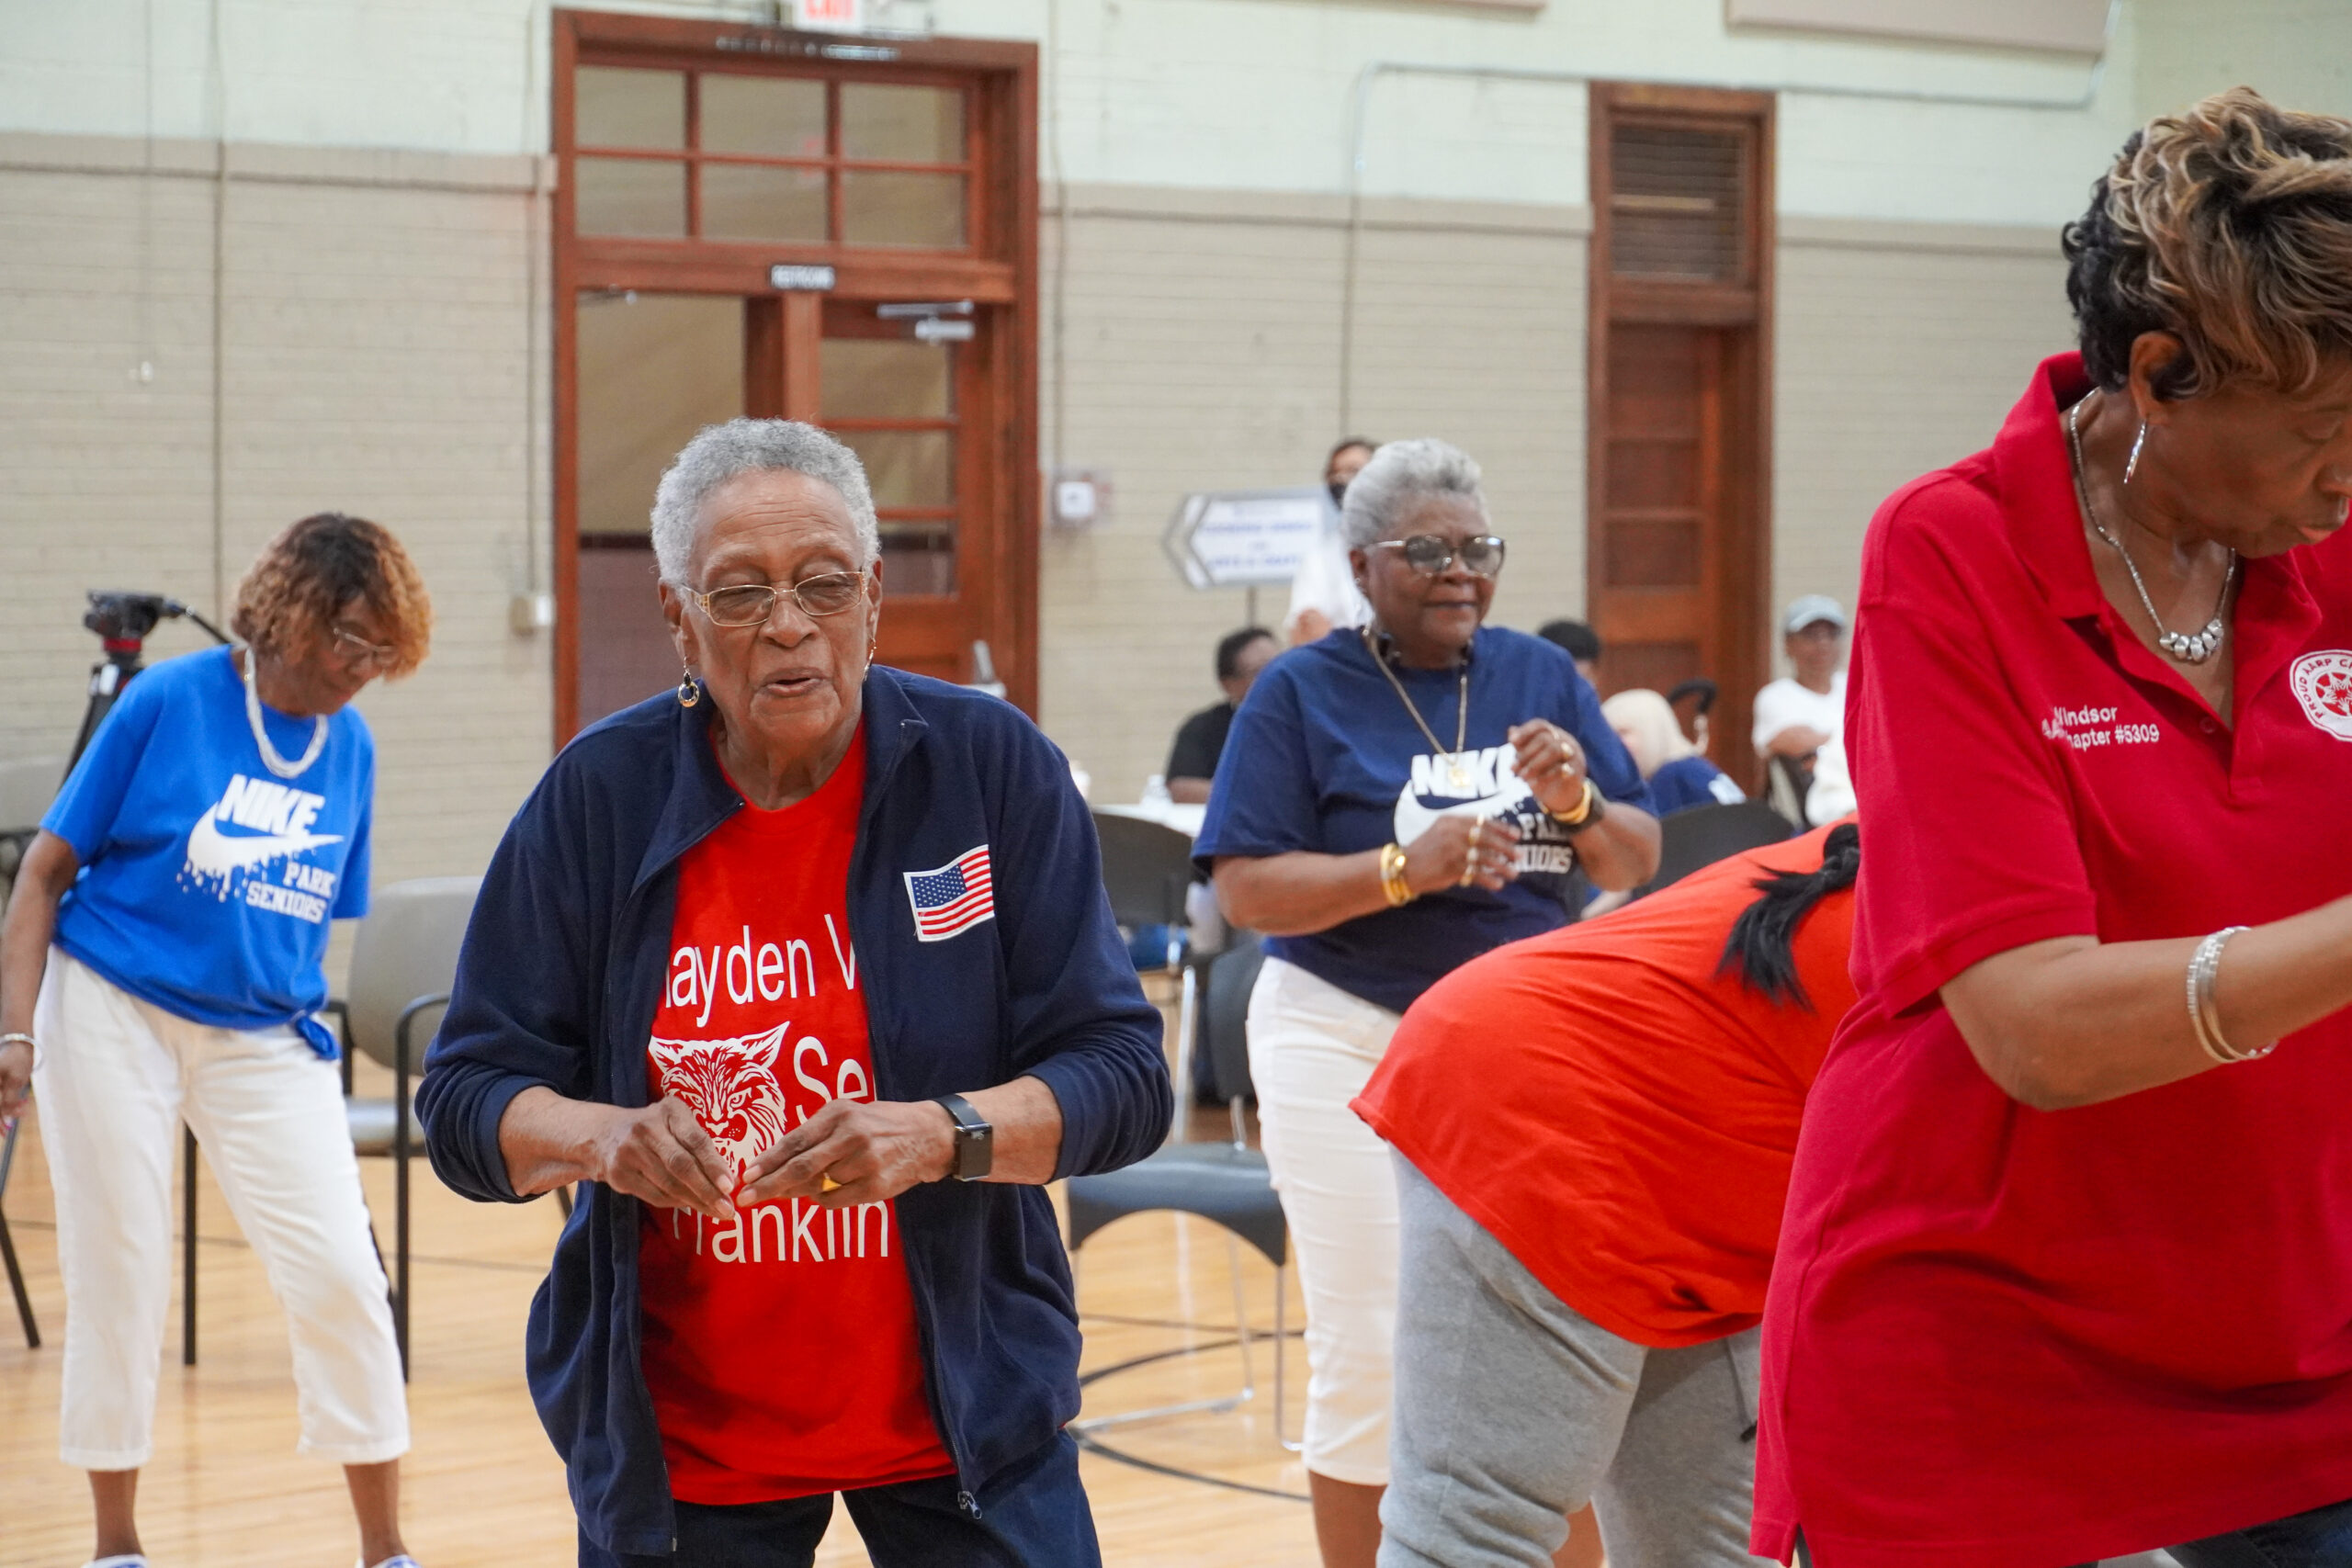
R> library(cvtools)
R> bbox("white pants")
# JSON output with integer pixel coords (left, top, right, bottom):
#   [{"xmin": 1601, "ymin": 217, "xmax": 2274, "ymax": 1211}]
[
  {"xmin": 1246, "ymin": 956, "xmax": 1403, "ymax": 1485},
  {"xmin": 32, "ymin": 947, "xmax": 410, "ymax": 1469}
]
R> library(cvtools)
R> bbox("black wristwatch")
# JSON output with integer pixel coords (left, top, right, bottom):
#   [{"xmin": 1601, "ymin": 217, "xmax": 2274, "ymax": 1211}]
[{"xmin": 933, "ymin": 1093, "xmax": 994, "ymax": 1182}]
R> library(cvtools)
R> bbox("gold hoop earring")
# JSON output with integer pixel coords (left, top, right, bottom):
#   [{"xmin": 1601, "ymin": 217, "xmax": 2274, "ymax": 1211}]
[
  {"xmin": 2125, "ymin": 420, "xmax": 2149, "ymax": 485},
  {"xmin": 675, "ymin": 670, "xmax": 702, "ymax": 708}
]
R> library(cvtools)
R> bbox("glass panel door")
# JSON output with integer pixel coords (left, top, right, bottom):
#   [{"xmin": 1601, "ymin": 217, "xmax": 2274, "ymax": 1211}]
[{"xmin": 574, "ymin": 290, "xmax": 743, "ymax": 727}]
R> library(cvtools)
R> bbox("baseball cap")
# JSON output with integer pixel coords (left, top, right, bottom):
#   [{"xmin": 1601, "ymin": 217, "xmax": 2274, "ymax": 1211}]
[{"xmin": 1783, "ymin": 594, "xmax": 1848, "ymax": 635}]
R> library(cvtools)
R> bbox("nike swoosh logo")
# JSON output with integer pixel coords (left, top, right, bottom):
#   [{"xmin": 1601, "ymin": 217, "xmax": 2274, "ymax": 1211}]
[
  {"xmin": 1392, "ymin": 774, "xmax": 1535, "ymax": 849},
  {"xmin": 185, "ymin": 807, "xmax": 344, "ymax": 888}
]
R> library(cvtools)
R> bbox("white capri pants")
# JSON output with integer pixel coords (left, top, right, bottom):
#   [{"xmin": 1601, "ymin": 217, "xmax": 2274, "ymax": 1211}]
[
  {"xmin": 1246, "ymin": 955, "xmax": 1403, "ymax": 1485},
  {"xmin": 31, "ymin": 947, "xmax": 409, "ymax": 1469}
]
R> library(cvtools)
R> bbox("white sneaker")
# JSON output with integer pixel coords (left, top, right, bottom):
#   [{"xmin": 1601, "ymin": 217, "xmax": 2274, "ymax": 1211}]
[
  {"xmin": 360, "ymin": 1558, "xmax": 421, "ymax": 1568},
  {"xmin": 86, "ymin": 1558, "xmax": 149, "ymax": 1568}
]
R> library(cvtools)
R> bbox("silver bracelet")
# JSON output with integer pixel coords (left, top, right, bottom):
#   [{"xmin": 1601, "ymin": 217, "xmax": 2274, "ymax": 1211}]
[
  {"xmin": 2187, "ymin": 927, "xmax": 2274, "ymax": 1065},
  {"xmin": 0, "ymin": 1032, "xmax": 32, "ymax": 1052}
]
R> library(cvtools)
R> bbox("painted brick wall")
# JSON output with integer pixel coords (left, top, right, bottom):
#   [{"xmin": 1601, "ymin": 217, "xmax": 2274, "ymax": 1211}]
[
  {"xmin": 0, "ymin": 136, "xmax": 552, "ymax": 892},
  {"xmin": 1770, "ymin": 219, "xmax": 2075, "ymax": 673}
]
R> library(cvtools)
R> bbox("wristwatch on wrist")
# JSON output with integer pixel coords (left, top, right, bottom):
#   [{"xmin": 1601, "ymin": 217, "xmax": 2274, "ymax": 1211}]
[{"xmin": 933, "ymin": 1093, "xmax": 994, "ymax": 1182}]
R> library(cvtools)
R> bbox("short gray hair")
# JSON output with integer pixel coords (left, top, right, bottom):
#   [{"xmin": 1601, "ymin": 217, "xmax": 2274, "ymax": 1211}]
[
  {"xmin": 650, "ymin": 418, "xmax": 881, "ymax": 582},
  {"xmin": 1339, "ymin": 438, "xmax": 1488, "ymax": 547}
]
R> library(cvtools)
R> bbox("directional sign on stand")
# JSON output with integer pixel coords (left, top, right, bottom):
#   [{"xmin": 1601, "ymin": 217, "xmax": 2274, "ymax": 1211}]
[{"xmin": 1161, "ymin": 487, "xmax": 1337, "ymax": 590}]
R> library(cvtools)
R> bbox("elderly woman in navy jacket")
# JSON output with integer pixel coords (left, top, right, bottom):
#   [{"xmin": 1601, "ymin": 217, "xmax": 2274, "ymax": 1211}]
[{"xmin": 418, "ymin": 419, "xmax": 1170, "ymax": 1568}]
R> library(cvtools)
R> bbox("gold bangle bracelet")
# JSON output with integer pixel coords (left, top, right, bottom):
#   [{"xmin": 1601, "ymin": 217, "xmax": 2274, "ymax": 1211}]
[
  {"xmin": 1549, "ymin": 776, "xmax": 1598, "ymax": 827},
  {"xmin": 1379, "ymin": 841, "xmax": 1415, "ymax": 908}
]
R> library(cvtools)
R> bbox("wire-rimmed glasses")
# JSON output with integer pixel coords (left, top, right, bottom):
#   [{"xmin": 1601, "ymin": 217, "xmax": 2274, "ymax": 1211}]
[
  {"xmin": 683, "ymin": 571, "xmax": 869, "ymax": 626},
  {"xmin": 329, "ymin": 623, "xmax": 397, "ymax": 672}
]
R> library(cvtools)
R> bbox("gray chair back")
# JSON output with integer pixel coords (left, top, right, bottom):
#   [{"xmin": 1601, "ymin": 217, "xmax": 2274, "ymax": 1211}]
[
  {"xmin": 1649, "ymin": 800, "xmax": 1793, "ymax": 893},
  {"xmin": 1090, "ymin": 811, "xmax": 1196, "ymax": 931},
  {"xmin": 345, "ymin": 876, "xmax": 480, "ymax": 1070},
  {"xmin": 1202, "ymin": 931, "xmax": 1263, "ymax": 1107},
  {"xmin": 0, "ymin": 756, "xmax": 63, "ymax": 833}
]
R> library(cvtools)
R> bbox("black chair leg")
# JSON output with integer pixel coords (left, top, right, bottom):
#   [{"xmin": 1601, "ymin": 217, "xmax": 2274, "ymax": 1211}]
[
  {"xmin": 0, "ymin": 1119, "xmax": 36, "ymax": 1348},
  {"xmin": 0, "ymin": 1207, "xmax": 37, "ymax": 1348},
  {"xmin": 181, "ymin": 1123, "xmax": 198, "ymax": 1367},
  {"xmin": 391, "ymin": 1004, "xmax": 431, "ymax": 1383}
]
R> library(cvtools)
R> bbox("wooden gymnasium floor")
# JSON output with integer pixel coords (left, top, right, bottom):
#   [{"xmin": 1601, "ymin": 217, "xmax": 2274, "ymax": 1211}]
[{"xmin": 0, "ymin": 982, "xmax": 1319, "ymax": 1568}]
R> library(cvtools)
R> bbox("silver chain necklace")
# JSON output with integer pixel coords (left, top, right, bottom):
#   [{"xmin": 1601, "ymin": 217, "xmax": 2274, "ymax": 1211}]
[
  {"xmin": 2065, "ymin": 398, "xmax": 2235, "ymax": 665},
  {"xmin": 242, "ymin": 648, "xmax": 329, "ymax": 780}
]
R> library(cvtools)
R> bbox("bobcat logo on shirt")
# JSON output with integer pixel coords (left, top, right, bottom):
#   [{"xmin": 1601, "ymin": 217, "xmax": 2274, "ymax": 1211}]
[
  {"xmin": 649, "ymin": 1022, "xmax": 791, "ymax": 1182},
  {"xmin": 2291, "ymin": 651, "xmax": 2352, "ymax": 742}
]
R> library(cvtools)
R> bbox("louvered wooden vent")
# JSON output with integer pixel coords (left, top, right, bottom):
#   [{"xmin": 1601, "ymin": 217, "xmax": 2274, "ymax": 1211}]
[{"xmin": 1610, "ymin": 125, "xmax": 1745, "ymax": 282}]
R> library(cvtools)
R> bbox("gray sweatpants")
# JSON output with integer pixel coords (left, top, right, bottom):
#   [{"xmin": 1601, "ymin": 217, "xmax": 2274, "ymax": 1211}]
[{"xmin": 1378, "ymin": 1154, "xmax": 1774, "ymax": 1568}]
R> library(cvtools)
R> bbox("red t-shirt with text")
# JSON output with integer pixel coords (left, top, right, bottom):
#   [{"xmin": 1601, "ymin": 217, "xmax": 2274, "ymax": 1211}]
[{"xmin": 637, "ymin": 728, "xmax": 954, "ymax": 1504}]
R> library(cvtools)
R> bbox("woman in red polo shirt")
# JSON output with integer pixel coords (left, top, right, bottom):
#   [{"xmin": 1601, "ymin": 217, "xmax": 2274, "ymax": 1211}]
[
  {"xmin": 1758, "ymin": 90, "xmax": 2352, "ymax": 1568},
  {"xmin": 1356, "ymin": 821, "xmax": 1855, "ymax": 1568}
]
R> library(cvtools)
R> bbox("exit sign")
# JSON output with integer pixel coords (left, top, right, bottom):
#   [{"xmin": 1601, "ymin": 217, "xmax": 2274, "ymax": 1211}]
[{"xmin": 793, "ymin": 0, "xmax": 865, "ymax": 32}]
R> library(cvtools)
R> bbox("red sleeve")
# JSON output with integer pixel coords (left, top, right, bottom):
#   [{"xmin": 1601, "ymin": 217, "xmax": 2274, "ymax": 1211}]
[{"xmin": 1849, "ymin": 482, "xmax": 2098, "ymax": 1014}]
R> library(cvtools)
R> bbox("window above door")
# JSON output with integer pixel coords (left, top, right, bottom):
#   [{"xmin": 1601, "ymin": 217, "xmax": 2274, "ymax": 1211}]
[{"xmin": 571, "ymin": 64, "xmax": 972, "ymax": 249}]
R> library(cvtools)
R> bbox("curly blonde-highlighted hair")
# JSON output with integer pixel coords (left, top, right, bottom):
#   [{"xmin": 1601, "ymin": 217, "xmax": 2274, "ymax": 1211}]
[
  {"xmin": 2064, "ymin": 86, "xmax": 2352, "ymax": 400},
  {"xmin": 231, "ymin": 513, "xmax": 432, "ymax": 679}
]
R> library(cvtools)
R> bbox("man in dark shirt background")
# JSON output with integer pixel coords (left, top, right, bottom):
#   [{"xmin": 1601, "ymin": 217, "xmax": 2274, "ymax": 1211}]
[{"xmin": 1167, "ymin": 626, "xmax": 1279, "ymax": 804}]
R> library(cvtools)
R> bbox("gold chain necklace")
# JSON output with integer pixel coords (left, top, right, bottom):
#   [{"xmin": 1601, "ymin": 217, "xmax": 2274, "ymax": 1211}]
[{"xmin": 1362, "ymin": 626, "xmax": 1474, "ymax": 790}]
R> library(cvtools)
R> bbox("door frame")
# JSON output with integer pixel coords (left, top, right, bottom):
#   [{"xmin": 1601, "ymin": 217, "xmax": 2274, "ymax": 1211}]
[
  {"xmin": 551, "ymin": 6, "xmax": 1040, "ymax": 742},
  {"xmin": 1585, "ymin": 81, "xmax": 1775, "ymax": 783}
]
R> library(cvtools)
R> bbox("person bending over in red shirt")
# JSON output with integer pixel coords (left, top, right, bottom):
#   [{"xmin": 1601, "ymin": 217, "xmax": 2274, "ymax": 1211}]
[{"xmin": 1353, "ymin": 820, "xmax": 1857, "ymax": 1568}]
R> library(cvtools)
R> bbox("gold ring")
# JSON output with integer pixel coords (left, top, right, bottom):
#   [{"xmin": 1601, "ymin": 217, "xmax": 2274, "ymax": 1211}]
[{"xmin": 820, "ymin": 1173, "xmax": 842, "ymax": 1193}]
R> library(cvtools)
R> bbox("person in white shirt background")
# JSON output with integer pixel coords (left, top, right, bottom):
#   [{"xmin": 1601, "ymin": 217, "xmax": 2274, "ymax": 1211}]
[
  {"xmin": 1284, "ymin": 437, "xmax": 1377, "ymax": 645},
  {"xmin": 1750, "ymin": 595, "xmax": 1849, "ymax": 762}
]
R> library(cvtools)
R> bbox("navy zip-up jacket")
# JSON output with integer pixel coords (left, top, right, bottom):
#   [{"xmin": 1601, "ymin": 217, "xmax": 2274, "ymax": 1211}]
[{"xmin": 417, "ymin": 667, "xmax": 1171, "ymax": 1556}]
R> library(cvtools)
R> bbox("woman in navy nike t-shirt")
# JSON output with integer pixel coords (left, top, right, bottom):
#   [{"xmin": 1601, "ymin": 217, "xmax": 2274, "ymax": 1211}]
[
  {"xmin": 0, "ymin": 514, "xmax": 433, "ymax": 1568},
  {"xmin": 1195, "ymin": 437, "xmax": 1660, "ymax": 1568}
]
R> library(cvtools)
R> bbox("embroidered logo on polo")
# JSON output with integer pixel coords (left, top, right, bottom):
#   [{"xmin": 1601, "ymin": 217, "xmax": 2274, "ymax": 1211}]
[
  {"xmin": 2039, "ymin": 705, "xmax": 2163, "ymax": 752},
  {"xmin": 1392, "ymin": 746, "xmax": 1576, "ymax": 877},
  {"xmin": 2291, "ymin": 651, "xmax": 2352, "ymax": 742}
]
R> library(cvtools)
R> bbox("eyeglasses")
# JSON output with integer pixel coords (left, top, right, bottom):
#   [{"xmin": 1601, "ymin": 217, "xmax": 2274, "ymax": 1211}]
[
  {"xmin": 684, "ymin": 571, "xmax": 869, "ymax": 627},
  {"xmin": 1367, "ymin": 534, "xmax": 1508, "ymax": 578},
  {"xmin": 330, "ymin": 624, "xmax": 397, "ymax": 671}
]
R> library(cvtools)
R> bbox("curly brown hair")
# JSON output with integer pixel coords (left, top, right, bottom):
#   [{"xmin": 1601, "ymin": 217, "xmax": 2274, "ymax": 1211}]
[
  {"xmin": 2064, "ymin": 87, "xmax": 2352, "ymax": 400},
  {"xmin": 231, "ymin": 513, "xmax": 432, "ymax": 679}
]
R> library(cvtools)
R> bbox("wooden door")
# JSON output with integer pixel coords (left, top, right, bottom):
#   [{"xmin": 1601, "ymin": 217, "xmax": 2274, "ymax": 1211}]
[
  {"xmin": 1587, "ymin": 85, "xmax": 1773, "ymax": 783},
  {"xmin": 552, "ymin": 8, "xmax": 1039, "ymax": 739},
  {"xmin": 745, "ymin": 295, "xmax": 1002, "ymax": 686}
]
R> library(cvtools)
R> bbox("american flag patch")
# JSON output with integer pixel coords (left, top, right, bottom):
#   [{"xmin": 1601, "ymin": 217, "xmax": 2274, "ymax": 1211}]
[{"xmin": 904, "ymin": 844, "xmax": 995, "ymax": 942}]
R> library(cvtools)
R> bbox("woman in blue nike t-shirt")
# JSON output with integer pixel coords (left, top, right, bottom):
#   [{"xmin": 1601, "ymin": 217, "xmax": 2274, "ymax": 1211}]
[
  {"xmin": 1194, "ymin": 438, "xmax": 1661, "ymax": 1568},
  {"xmin": 0, "ymin": 514, "xmax": 433, "ymax": 1568}
]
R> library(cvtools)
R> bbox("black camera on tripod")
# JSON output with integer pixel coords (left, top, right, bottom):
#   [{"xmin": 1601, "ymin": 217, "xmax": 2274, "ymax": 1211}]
[
  {"xmin": 83, "ymin": 590, "xmax": 190, "ymax": 650},
  {"xmin": 68, "ymin": 591, "xmax": 231, "ymax": 767}
]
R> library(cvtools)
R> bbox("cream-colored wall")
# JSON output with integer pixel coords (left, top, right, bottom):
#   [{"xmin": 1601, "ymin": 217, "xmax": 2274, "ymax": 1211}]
[
  {"xmin": 2134, "ymin": 0, "xmax": 2352, "ymax": 119},
  {"xmin": 5, "ymin": 0, "xmax": 2143, "ymax": 222},
  {"xmin": 1770, "ymin": 219, "xmax": 2075, "ymax": 669},
  {"xmin": 0, "ymin": 132, "xmax": 552, "ymax": 886}
]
